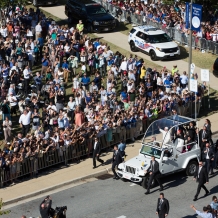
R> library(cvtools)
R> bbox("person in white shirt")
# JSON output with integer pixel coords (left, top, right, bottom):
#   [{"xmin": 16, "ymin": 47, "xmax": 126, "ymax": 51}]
[
  {"xmin": 159, "ymin": 127, "xmax": 171, "ymax": 146},
  {"xmin": 0, "ymin": 25, "xmax": 8, "ymax": 39},
  {"xmin": 119, "ymin": 57, "xmax": 128, "ymax": 74},
  {"xmin": 23, "ymin": 65, "xmax": 32, "ymax": 95},
  {"xmin": 8, "ymin": 93, "xmax": 18, "ymax": 115},
  {"xmin": 180, "ymin": 71, "xmax": 188, "ymax": 89},
  {"xmin": 35, "ymin": 22, "xmax": 42, "ymax": 41},
  {"xmin": 19, "ymin": 109, "xmax": 32, "ymax": 136}
]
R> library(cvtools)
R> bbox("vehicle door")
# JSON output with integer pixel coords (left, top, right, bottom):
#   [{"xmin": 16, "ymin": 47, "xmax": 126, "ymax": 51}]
[
  {"xmin": 134, "ymin": 31, "xmax": 146, "ymax": 51},
  {"xmin": 71, "ymin": 1, "xmax": 81, "ymax": 21},
  {"xmin": 67, "ymin": 0, "xmax": 77, "ymax": 19},
  {"xmin": 172, "ymin": 141, "xmax": 200, "ymax": 171},
  {"xmin": 159, "ymin": 148, "xmax": 176, "ymax": 175}
]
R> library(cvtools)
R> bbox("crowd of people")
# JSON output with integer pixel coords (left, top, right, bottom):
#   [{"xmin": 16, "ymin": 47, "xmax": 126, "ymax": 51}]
[
  {"xmin": 105, "ymin": 0, "xmax": 218, "ymax": 46},
  {"xmin": 0, "ymin": 3, "xmax": 206, "ymax": 186}
]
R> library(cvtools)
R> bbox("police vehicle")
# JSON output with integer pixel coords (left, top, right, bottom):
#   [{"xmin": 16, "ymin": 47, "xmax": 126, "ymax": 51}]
[{"xmin": 128, "ymin": 25, "xmax": 180, "ymax": 61}]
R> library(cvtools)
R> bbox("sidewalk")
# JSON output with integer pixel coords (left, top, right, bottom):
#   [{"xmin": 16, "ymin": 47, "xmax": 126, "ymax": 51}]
[
  {"xmin": 0, "ymin": 143, "xmax": 141, "ymax": 204},
  {"xmin": 40, "ymin": 5, "xmax": 218, "ymax": 91}
]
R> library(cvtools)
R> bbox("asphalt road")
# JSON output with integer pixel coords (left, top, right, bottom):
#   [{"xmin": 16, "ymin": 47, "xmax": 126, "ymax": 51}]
[{"xmin": 3, "ymin": 169, "xmax": 218, "ymax": 218}]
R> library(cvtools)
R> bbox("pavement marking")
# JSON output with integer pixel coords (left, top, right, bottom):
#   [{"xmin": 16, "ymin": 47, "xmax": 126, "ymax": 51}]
[
  {"xmin": 116, "ymin": 216, "xmax": 127, "ymax": 218},
  {"xmin": 130, "ymin": 183, "xmax": 136, "ymax": 186}
]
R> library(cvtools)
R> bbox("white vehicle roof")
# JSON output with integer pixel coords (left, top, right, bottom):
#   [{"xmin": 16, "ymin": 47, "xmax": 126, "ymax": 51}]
[{"xmin": 132, "ymin": 25, "xmax": 165, "ymax": 35}]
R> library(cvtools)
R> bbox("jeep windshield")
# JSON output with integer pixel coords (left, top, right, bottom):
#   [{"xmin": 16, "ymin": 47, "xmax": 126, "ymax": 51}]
[
  {"xmin": 85, "ymin": 5, "xmax": 107, "ymax": 15},
  {"xmin": 148, "ymin": 33, "xmax": 172, "ymax": 43},
  {"xmin": 140, "ymin": 144, "xmax": 162, "ymax": 159}
]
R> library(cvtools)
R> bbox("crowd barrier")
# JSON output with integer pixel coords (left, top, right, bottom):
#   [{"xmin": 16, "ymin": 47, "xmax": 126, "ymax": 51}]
[
  {"xmin": 0, "ymin": 99, "xmax": 202, "ymax": 187},
  {"xmin": 94, "ymin": 0, "xmax": 218, "ymax": 56}
]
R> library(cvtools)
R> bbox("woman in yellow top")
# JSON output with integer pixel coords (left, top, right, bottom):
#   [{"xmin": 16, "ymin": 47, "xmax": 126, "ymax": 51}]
[
  {"xmin": 140, "ymin": 65, "xmax": 146, "ymax": 80},
  {"xmin": 76, "ymin": 20, "xmax": 84, "ymax": 34}
]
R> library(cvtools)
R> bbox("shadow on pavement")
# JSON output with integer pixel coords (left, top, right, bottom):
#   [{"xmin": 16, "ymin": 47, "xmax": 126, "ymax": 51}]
[{"xmin": 181, "ymin": 215, "xmax": 198, "ymax": 218}]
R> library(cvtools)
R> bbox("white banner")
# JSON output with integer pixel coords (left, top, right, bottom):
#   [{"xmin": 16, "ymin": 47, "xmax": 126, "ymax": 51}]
[
  {"xmin": 189, "ymin": 79, "xmax": 198, "ymax": 92},
  {"xmin": 200, "ymin": 69, "xmax": 210, "ymax": 82}
]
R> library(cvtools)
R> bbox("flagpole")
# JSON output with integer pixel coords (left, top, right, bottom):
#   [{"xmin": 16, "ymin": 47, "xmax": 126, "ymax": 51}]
[{"xmin": 188, "ymin": 0, "xmax": 193, "ymax": 86}]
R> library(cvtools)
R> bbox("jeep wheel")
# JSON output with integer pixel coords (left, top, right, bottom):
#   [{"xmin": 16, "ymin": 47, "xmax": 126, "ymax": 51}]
[
  {"xmin": 141, "ymin": 175, "xmax": 156, "ymax": 189},
  {"xmin": 150, "ymin": 50, "xmax": 157, "ymax": 61},
  {"xmin": 186, "ymin": 160, "xmax": 198, "ymax": 176},
  {"xmin": 33, "ymin": 0, "xmax": 38, "ymax": 6},
  {"xmin": 130, "ymin": 41, "xmax": 137, "ymax": 52}
]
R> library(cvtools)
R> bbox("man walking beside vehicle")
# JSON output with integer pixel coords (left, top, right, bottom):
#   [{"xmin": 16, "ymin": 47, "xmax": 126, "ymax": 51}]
[
  {"xmin": 193, "ymin": 161, "xmax": 209, "ymax": 201},
  {"xmin": 93, "ymin": 137, "xmax": 104, "ymax": 169},
  {"xmin": 112, "ymin": 145, "xmax": 123, "ymax": 179},
  {"xmin": 156, "ymin": 193, "xmax": 169, "ymax": 218},
  {"xmin": 145, "ymin": 155, "xmax": 163, "ymax": 195}
]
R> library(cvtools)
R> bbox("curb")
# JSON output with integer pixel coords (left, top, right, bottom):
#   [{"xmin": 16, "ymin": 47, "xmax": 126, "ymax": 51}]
[{"xmin": 4, "ymin": 168, "xmax": 111, "ymax": 206}]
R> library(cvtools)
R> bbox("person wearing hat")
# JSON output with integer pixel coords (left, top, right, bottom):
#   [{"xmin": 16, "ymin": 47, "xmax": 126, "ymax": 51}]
[{"xmin": 76, "ymin": 20, "xmax": 84, "ymax": 35}]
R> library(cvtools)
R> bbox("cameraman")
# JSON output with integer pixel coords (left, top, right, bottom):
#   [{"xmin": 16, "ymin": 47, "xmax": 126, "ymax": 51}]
[{"xmin": 39, "ymin": 195, "xmax": 52, "ymax": 218}]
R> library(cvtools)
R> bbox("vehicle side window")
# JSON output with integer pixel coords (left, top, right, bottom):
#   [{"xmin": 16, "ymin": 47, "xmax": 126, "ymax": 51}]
[
  {"xmin": 130, "ymin": 28, "xmax": 136, "ymax": 34},
  {"xmin": 136, "ymin": 31, "xmax": 145, "ymax": 40},
  {"xmin": 144, "ymin": 34, "xmax": 149, "ymax": 42}
]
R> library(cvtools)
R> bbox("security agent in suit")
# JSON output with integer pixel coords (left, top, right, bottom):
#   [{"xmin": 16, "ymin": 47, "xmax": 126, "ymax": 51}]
[
  {"xmin": 199, "ymin": 126, "xmax": 210, "ymax": 150},
  {"xmin": 202, "ymin": 142, "xmax": 215, "ymax": 175},
  {"xmin": 193, "ymin": 161, "xmax": 209, "ymax": 201},
  {"xmin": 145, "ymin": 156, "xmax": 163, "ymax": 195},
  {"xmin": 93, "ymin": 137, "xmax": 104, "ymax": 169},
  {"xmin": 39, "ymin": 195, "xmax": 52, "ymax": 218},
  {"xmin": 112, "ymin": 144, "xmax": 123, "ymax": 179},
  {"xmin": 156, "ymin": 193, "xmax": 169, "ymax": 218}
]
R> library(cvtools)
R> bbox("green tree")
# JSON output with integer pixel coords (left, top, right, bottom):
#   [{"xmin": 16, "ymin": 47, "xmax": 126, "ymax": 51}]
[{"xmin": 0, "ymin": 198, "xmax": 10, "ymax": 216}]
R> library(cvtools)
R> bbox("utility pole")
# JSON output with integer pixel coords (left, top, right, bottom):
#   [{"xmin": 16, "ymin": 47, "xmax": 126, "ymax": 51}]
[{"xmin": 188, "ymin": 0, "xmax": 193, "ymax": 83}]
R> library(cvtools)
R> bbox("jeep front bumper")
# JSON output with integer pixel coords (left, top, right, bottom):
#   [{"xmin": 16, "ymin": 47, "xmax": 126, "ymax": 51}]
[{"xmin": 116, "ymin": 170, "xmax": 143, "ymax": 183}]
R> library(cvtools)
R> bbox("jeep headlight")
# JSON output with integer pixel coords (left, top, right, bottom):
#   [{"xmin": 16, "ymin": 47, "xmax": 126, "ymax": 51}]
[
  {"xmin": 93, "ymin": 21, "xmax": 99, "ymax": 25},
  {"xmin": 156, "ymin": 47, "xmax": 163, "ymax": 52}
]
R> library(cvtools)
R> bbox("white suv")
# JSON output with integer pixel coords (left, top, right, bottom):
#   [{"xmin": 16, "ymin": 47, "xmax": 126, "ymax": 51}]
[{"xmin": 128, "ymin": 25, "xmax": 180, "ymax": 61}]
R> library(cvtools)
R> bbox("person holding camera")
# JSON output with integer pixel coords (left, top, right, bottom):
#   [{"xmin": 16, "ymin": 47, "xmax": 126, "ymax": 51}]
[
  {"xmin": 39, "ymin": 195, "xmax": 52, "ymax": 218},
  {"xmin": 8, "ymin": 92, "xmax": 18, "ymax": 116}
]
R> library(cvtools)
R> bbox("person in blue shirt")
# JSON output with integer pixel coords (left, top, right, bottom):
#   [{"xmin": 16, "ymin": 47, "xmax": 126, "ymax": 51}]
[
  {"xmin": 164, "ymin": 76, "xmax": 172, "ymax": 93},
  {"xmin": 93, "ymin": 39, "xmax": 100, "ymax": 49},
  {"xmin": 120, "ymin": 89, "xmax": 128, "ymax": 102},
  {"xmin": 58, "ymin": 114, "xmax": 64, "ymax": 129},
  {"xmin": 85, "ymin": 92, "xmax": 92, "ymax": 105},
  {"xmin": 210, "ymin": 196, "xmax": 218, "ymax": 211},
  {"xmin": 81, "ymin": 73, "xmax": 90, "ymax": 91},
  {"xmin": 37, "ymin": 34, "xmax": 44, "ymax": 57},
  {"xmin": 34, "ymin": 72, "xmax": 43, "ymax": 93},
  {"xmin": 41, "ymin": 55, "xmax": 49, "ymax": 75},
  {"xmin": 118, "ymin": 140, "xmax": 126, "ymax": 157}
]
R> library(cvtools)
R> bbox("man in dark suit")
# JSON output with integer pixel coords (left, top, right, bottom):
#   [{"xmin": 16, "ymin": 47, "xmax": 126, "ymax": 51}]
[
  {"xmin": 199, "ymin": 126, "xmax": 210, "ymax": 150},
  {"xmin": 112, "ymin": 144, "xmax": 123, "ymax": 179},
  {"xmin": 193, "ymin": 161, "xmax": 209, "ymax": 201},
  {"xmin": 93, "ymin": 137, "xmax": 104, "ymax": 169},
  {"xmin": 156, "ymin": 193, "xmax": 169, "ymax": 218},
  {"xmin": 145, "ymin": 156, "xmax": 163, "ymax": 195},
  {"xmin": 202, "ymin": 142, "xmax": 215, "ymax": 175}
]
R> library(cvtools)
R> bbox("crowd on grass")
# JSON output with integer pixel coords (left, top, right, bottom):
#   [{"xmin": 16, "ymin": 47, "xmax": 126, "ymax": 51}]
[
  {"xmin": 0, "ymin": 4, "xmax": 207, "ymax": 186},
  {"xmin": 106, "ymin": 0, "xmax": 218, "ymax": 45}
]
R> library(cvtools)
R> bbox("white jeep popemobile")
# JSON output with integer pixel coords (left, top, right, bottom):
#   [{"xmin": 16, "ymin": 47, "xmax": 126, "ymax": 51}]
[{"xmin": 117, "ymin": 115, "xmax": 200, "ymax": 189}]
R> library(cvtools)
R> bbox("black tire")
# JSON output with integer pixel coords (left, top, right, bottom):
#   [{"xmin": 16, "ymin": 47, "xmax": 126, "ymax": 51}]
[
  {"xmin": 130, "ymin": 41, "xmax": 137, "ymax": 52},
  {"xmin": 186, "ymin": 160, "xmax": 198, "ymax": 176},
  {"xmin": 33, "ymin": 0, "xmax": 38, "ymax": 6},
  {"xmin": 87, "ymin": 24, "xmax": 93, "ymax": 33},
  {"xmin": 141, "ymin": 175, "xmax": 156, "ymax": 189},
  {"xmin": 150, "ymin": 50, "xmax": 157, "ymax": 61}
]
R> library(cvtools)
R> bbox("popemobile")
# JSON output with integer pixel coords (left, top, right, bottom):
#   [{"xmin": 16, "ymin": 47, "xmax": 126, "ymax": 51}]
[{"xmin": 117, "ymin": 115, "xmax": 201, "ymax": 189}]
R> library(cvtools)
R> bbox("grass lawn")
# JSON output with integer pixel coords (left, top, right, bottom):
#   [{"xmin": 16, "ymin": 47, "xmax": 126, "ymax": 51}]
[{"xmin": 116, "ymin": 22, "xmax": 217, "ymax": 71}]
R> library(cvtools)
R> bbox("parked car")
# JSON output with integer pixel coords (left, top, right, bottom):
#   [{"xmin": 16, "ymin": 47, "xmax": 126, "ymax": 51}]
[
  {"xmin": 65, "ymin": 0, "xmax": 116, "ymax": 32},
  {"xmin": 32, "ymin": 0, "xmax": 57, "ymax": 6},
  {"xmin": 117, "ymin": 116, "xmax": 200, "ymax": 189},
  {"xmin": 128, "ymin": 25, "xmax": 180, "ymax": 61},
  {"xmin": 213, "ymin": 58, "xmax": 218, "ymax": 77}
]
